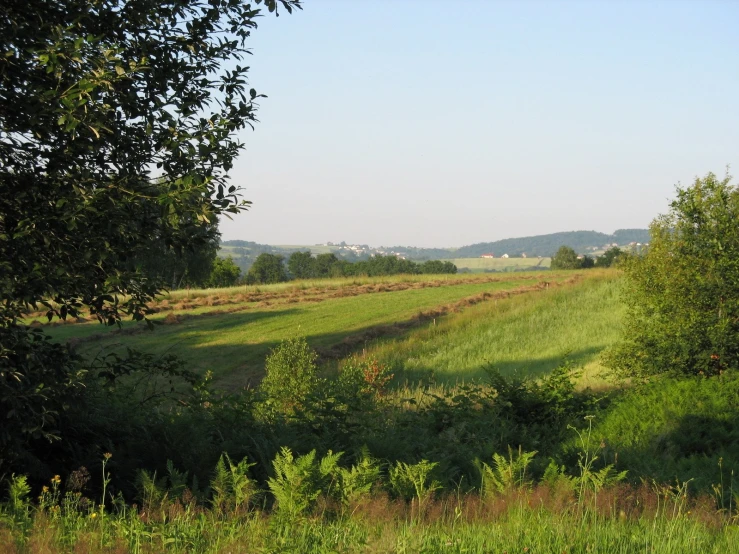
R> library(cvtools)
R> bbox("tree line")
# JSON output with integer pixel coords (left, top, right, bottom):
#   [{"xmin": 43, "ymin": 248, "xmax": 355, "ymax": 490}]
[
  {"xmin": 246, "ymin": 252, "xmax": 457, "ymax": 284},
  {"xmin": 550, "ymin": 245, "xmax": 625, "ymax": 270}
]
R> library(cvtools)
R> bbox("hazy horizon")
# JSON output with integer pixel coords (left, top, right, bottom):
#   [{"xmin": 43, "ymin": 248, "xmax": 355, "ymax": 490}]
[{"xmin": 218, "ymin": 0, "xmax": 738, "ymax": 248}]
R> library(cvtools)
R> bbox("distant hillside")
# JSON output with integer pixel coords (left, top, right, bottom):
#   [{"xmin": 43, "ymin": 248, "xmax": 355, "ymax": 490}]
[
  {"xmin": 451, "ymin": 229, "xmax": 650, "ymax": 258},
  {"xmin": 220, "ymin": 229, "xmax": 650, "ymax": 270}
]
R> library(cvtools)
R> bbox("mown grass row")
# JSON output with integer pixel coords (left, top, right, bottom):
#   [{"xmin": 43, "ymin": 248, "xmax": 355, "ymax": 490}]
[{"xmin": 44, "ymin": 272, "xmax": 583, "ymax": 388}]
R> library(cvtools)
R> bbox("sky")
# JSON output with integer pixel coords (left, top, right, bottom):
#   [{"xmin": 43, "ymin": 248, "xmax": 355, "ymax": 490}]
[{"xmin": 218, "ymin": 0, "xmax": 739, "ymax": 248}]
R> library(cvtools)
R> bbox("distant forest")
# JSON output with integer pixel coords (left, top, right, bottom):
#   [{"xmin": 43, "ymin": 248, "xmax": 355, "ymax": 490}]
[{"xmin": 450, "ymin": 229, "xmax": 651, "ymax": 258}]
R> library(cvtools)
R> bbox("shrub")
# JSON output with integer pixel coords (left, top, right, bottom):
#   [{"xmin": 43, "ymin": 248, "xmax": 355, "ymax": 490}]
[
  {"xmin": 605, "ymin": 172, "xmax": 739, "ymax": 378},
  {"xmin": 260, "ymin": 337, "xmax": 319, "ymax": 415}
]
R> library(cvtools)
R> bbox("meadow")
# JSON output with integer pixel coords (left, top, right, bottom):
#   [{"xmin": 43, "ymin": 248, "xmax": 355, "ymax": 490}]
[
  {"xmin": 41, "ymin": 271, "xmax": 580, "ymax": 388},
  {"xmin": 5, "ymin": 268, "xmax": 739, "ymax": 553},
  {"xmin": 451, "ymin": 257, "xmax": 551, "ymax": 272}
]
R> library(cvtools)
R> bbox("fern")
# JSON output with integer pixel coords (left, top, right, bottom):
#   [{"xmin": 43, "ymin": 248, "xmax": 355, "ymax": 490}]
[
  {"xmin": 338, "ymin": 448, "xmax": 381, "ymax": 505},
  {"xmin": 477, "ymin": 446, "xmax": 538, "ymax": 497},
  {"xmin": 210, "ymin": 453, "xmax": 257, "ymax": 515},
  {"xmin": 267, "ymin": 447, "xmax": 343, "ymax": 519},
  {"xmin": 389, "ymin": 459, "xmax": 441, "ymax": 510}
]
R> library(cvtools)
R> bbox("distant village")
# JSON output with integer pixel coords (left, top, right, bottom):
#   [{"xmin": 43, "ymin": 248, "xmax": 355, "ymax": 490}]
[{"xmin": 478, "ymin": 241, "xmax": 647, "ymax": 259}]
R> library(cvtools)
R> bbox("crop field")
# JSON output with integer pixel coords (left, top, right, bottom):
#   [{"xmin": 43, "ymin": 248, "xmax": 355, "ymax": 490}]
[
  {"xmin": 451, "ymin": 256, "xmax": 551, "ymax": 272},
  {"xmin": 38, "ymin": 270, "xmax": 616, "ymax": 390}
]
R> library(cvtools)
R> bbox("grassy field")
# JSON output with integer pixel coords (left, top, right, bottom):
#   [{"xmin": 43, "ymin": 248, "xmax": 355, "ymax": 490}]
[
  {"xmin": 451, "ymin": 257, "xmax": 551, "ymax": 272},
  {"xmin": 42, "ymin": 272, "xmax": 584, "ymax": 388},
  {"xmin": 359, "ymin": 271, "xmax": 622, "ymax": 387}
]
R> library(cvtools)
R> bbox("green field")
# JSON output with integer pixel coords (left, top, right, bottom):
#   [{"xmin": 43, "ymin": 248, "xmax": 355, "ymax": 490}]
[
  {"xmin": 451, "ymin": 256, "xmax": 551, "ymax": 272},
  {"xmin": 365, "ymin": 271, "xmax": 623, "ymax": 386},
  {"xmin": 43, "ymin": 271, "xmax": 582, "ymax": 388}
]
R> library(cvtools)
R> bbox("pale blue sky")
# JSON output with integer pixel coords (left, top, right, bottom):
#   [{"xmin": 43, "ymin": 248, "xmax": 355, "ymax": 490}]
[{"xmin": 219, "ymin": 0, "xmax": 738, "ymax": 247}]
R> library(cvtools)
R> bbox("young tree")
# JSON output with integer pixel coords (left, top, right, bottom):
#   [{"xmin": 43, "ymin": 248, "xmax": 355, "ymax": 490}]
[
  {"xmin": 208, "ymin": 257, "xmax": 242, "ymax": 288},
  {"xmin": 288, "ymin": 251, "xmax": 316, "ymax": 279},
  {"xmin": 595, "ymin": 247, "xmax": 624, "ymax": 268},
  {"xmin": 0, "ymin": 0, "xmax": 300, "ymax": 463},
  {"xmin": 246, "ymin": 253, "xmax": 288, "ymax": 285},
  {"xmin": 605, "ymin": 172, "xmax": 739, "ymax": 378},
  {"xmin": 550, "ymin": 246, "xmax": 580, "ymax": 270}
]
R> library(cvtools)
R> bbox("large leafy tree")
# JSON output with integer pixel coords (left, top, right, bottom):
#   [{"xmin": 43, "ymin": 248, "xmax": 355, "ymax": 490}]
[
  {"xmin": 0, "ymin": 0, "xmax": 300, "ymax": 461},
  {"xmin": 550, "ymin": 246, "xmax": 580, "ymax": 270},
  {"xmin": 606, "ymin": 172, "xmax": 739, "ymax": 378}
]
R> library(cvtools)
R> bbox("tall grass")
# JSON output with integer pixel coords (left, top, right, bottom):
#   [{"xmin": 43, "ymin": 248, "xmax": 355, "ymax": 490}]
[
  {"xmin": 2, "ymin": 450, "xmax": 736, "ymax": 554},
  {"xmin": 359, "ymin": 271, "xmax": 624, "ymax": 386}
]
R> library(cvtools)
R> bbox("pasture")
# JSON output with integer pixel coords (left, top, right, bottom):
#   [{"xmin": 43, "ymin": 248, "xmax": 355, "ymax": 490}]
[
  {"xmin": 40, "ymin": 271, "xmax": 602, "ymax": 389},
  {"xmin": 451, "ymin": 256, "xmax": 551, "ymax": 272}
]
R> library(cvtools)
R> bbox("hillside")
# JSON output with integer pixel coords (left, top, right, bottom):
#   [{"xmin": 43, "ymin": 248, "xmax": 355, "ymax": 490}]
[
  {"xmin": 220, "ymin": 229, "xmax": 650, "ymax": 270},
  {"xmin": 452, "ymin": 228, "xmax": 650, "ymax": 258}
]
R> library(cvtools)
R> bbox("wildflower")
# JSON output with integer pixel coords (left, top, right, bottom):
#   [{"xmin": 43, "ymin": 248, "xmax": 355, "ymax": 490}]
[
  {"xmin": 42, "ymin": 486, "xmax": 49, "ymax": 493},
  {"xmin": 90, "ymin": 512, "xmax": 97, "ymax": 519},
  {"xmin": 103, "ymin": 452, "xmax": 112, "ymax": 460},
  {"xmin": 52, "ymin": 475, "xmax": 61, "ymax": 484}
]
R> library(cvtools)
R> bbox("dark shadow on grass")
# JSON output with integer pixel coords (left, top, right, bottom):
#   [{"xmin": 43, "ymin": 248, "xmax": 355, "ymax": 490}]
[{"xmin": 395, "ymin": 346, "xmax": 606, "ymax": 386}]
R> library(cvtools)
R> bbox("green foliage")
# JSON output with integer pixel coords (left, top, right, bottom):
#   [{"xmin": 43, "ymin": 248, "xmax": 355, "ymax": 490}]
[
  {"xmin": 477, "ymin": 446, "xmax": 537, "ymax": 497},
  {"xmin": 338, "ymin": 355, "xmax": 394, "ymax": 398},
  {"xmin": 595, "ymin": 246, "xmax": 625, "ymax": 268},
  {"xmin": 286, "ymin": 251, "xmax": 457, "ymax": 280},
  {"xmin": 389, "ymin": 460, "xmax": 441, "ymax": 510},
  {"xmin": 246, "ymin": 253, "xmax": 289, "ymax": 284},
  {"xmin": 207, "ymin": 257, "xmax": 242, "ymax": 288},
  {"xmin": 336, "ymin": 448, "xmax": 381, "ymax": 506},
  {"xmin": 606, "ymin": 172, "xmax": 739, "ymax": 378},
  {"xmin": 550, "ymin": 246, "xmax": 581, "ymax": 270},
  {"xmin": 0, "ymin": 0, "xmax": 299, "ymax": 472},
  {"xmin": 260, "ymin": 337, "xmax": 319, "ymax": 415},
  {"xmin": 131, "ymin": 222, "xmax": 221, "ymax": 289},
  {"xmin": 210, "ymin": 453, "xmax": 257, "ymax": 515},
  {"xmin": 454, "ymin": 229, "xmax": 650, "ymax": 258},
  {"xmin": 569, "ymin": 417, "xmax": 627, "ymax": 498},
  {"xmin": 267, "ymin": 447, "xmax": 341, "ymax": 519}
]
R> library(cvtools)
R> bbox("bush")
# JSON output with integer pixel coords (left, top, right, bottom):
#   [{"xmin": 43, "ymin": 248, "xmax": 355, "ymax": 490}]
[
  {"xmin": 605, "ymin": 172, "xmax": 739, "ymax": 378},
  {"xmin": 259, "ymin": 337, "xmax": 319, "ymax": 415}
]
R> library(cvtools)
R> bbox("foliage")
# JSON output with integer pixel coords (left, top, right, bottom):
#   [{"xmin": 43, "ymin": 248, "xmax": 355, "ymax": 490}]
[
  {"xmin": 246, "ymin": 253, "xmax": 289, "ymax": 284},
  {"xmin": 209, "ymin": 453, "xmax": 257, "ymax": 515},
  {"xmin": 550, "ymin": 246, "xmax": 581, "ymax": 270},
  {"xmin": 605, "ymin": 172, "xmax": 739, "ymax": 378},
  {"xmin": 338, "ymin": 355, "xmax": 394, "ymax": 398},
  {"xmin": 266, "ymin": 447, "xmax": 341, "ymax": 519},
  {"xmin": 0, "ymin": 0, "xmax": 300, "ymax": 471},
  {"xmin": 388, "ymin": 459, "xmax": 441, "ymax": 509},
  {"xmin": 477, "ymin": 446, "xmax": 537, "ymax": 497},
  {"xmin": 131, "ymin": 222, "xmax": 221, "ymax": 289},
  {"xmin": 207, "ymin": 256, "xmax": 241, "ymax": 288},
  {"xmin": 260, "ymin": 337, "xmax": 319, "ymax": 415},
  {"xmin": 454, "ymin": 229, "xmax": 650, "ymax": 258},
  {"xmin": 286, "ymin": 251, "xmax": 457, "ymax": 279},
  {"xmin": 595, "ymin": 246, "xmax": 625, "ymax": 268}
]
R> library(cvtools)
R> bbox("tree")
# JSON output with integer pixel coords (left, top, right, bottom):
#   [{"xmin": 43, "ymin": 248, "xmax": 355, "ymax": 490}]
[
  {"xmin": 288, "ymin": 251, "xmax": 315, "ymax": 279},
  {"xmin": 132, "ymin": 222, "xmax": 221, "ymax": 289},
  {"xmin": 605, "ymin": 172, "xmax": 739, "ymax": 378},
  {"xmin": 0, "ymin": 0, "xmax": 300, "ymax": 465},
  {"xmin": 550, "ymin": 246, "xmax": 580, "ymax": 270},
  {"xmin": 246, "ymin": 253, "xmax": 288, "ymax": 285},
  {"xmin": 595, "ymin": 247, "xmax": 624, "ymax": 268},
  {"xmin": 208, "ymin": 257, "xmax": 242, "ymax": 288}
]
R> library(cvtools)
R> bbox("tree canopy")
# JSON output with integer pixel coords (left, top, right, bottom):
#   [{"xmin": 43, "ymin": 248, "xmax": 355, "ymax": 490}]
[
  {"xmin": 605, "ymin": 172, "xmax": 739, "ymax": 378},
  {"xmin": 0, "ymin": 0, "xmax": 300, "ymax": 465}
]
